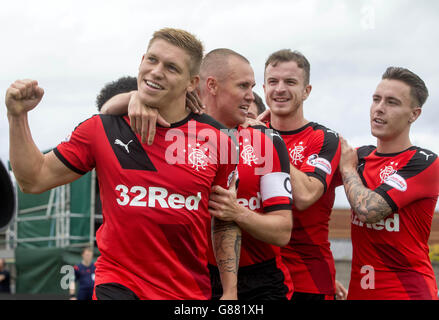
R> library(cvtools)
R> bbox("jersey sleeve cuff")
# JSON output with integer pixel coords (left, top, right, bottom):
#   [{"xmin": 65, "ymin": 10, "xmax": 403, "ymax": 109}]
[
  {"xmin": 374, "ymin": 187, "xmax": 398, "ymax": 213},
  {"xmin": 53, "ymin": 147, "xmax": 87, "ymax": 175},
  {"xmin": 263, "ymin": 203, "xmax": 293, "ymax": 213},
  {"xmin": 305, "ymin": 172, "xmax": 328, "ymax": 193}
]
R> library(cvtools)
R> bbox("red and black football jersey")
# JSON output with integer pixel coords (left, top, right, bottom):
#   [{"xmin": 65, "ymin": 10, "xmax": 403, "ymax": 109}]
[
  {"xmin": 268, "ymin": 121, "xmax": 341, "ymax": 295},
  {"xmin": 207, "ymin": 125, "xmax": 294, "ymax": 299},
  {"xmin": 54, "ymin": 113, "xmax": 237, "ymax": 300},
  {"xmin": 348, "ymin": 146, "xmax": 439, "ymax": 300}
]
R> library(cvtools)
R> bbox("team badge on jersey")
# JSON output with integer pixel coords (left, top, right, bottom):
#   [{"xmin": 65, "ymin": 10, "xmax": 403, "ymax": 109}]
[
  {"xmin": 187, "ymin": 143, "xmax": 209, "ymax": 171},
  {"xmin": 240, "ymin": 144, "xmax": 258, "ymax": 166},
  {"xmin": 289, "ymin": 142, "xmax": 306, "ymax": 165},
  {"xmin": 379, "ymin": 162, "xmax": 407, "ymax": 192},
  {"xmin": 379, "ymin": 163, "xmax": 397, "ymax": 183}
]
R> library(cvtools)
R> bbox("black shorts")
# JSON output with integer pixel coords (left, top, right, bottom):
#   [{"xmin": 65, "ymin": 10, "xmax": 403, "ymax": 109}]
[
  {"xmin": 209, "ymin": 259, "xmax": 289, "ymax": 300},
  {"xmin": 95, "ymin": 283, "xmax": 139, "ymax": 300}
]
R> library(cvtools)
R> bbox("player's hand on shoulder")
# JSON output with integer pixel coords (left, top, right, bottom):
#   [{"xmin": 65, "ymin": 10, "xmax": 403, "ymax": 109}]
[
  {"xmin": 128, "ymin": 91, "xmax": 170, "ymax": 145},
  {"xmin": 339, "ymin": 135, "xmax": 358, "ymax": 174},
  {"xmin": 185, "ymin": 91, "xmax": 205, "ymax": 114},
  {"xmin": 5, "ymin": 79, "xmax": 44, "ymax": 116},
  {"xmin": 256, "ymin": 108, "xmax": 271, "ymax": 123},
  {"xmin": 241, "ymin": 117, "xmax": 265, "ymax": 128}
]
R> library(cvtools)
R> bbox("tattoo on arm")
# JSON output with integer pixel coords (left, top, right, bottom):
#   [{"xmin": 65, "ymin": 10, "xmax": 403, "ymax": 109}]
[
  {"xmin": 342, "ymin": 171, "xmax": 393, "ymax": 224},
  {"xmin": 212, "ymin": 218, "xmax": 241, "ymax": 274}
]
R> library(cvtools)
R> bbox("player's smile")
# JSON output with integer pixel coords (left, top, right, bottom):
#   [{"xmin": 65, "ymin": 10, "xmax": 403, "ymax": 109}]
[
  {"xmin": 371, "ymin": 116, "xmax": 386, "ymax": 127},
  {"xmin": 271, "ymin": 96, "xmax": 291, "ymax": 106},
  {"xmin": 144, "ymin": 79, "xmax": 165, "ymax": 91},
  {"xmin": 238, "ymin": 104, "xmax": 250, "ymax": 115}
]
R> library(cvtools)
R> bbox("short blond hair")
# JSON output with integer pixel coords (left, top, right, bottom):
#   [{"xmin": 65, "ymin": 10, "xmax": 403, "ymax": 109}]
[{"xmin": 148, "ymin": 28, "xmax": 204, "ymax": 76}]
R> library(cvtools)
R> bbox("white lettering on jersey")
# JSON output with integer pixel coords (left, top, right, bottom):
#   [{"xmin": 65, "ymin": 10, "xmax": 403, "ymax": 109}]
[
  {"xmin": 237, "ymin": 192, "xmax": 261, "ymax": 210},
  {"xmin": 115, "ymin": 184, "xmax": 201, "ymax": 210},
  {"xmin": 351, "ymin": 212, "xmax": 400, "ymax": 232},
  {"xmin": 306, "ymin": 154, "xmax": 332, "ymax": 175}
]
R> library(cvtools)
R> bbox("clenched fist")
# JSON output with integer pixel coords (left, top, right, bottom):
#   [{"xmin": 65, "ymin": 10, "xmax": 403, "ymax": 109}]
[{"xmin": 5, "ymin": 79, "xmax": 44, "ymax": 117}]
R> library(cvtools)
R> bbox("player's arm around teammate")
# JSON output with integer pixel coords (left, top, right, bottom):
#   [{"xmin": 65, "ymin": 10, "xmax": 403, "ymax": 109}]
[
  {"xmin": 101, "ymin": 90, "xmax": 205, "ymax": 145},
  {"xmin": 5, "ymin": 79, "xmax": 82, "ymax": 193}
]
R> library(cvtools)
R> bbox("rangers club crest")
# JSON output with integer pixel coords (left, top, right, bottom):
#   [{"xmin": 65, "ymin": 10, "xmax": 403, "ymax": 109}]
[
  {"xmin": 240, "ymin": 143, "xmax": 258, "ymax": 166},
  {"xmin": 379, "ymin": 163, "xmax": 397, "ymax": 183},
  {"xmin": 289, "ymin": 142, "xmax": 306, "ymax": 166},
  {"xmin": 379, "ymin": 162, "xmax": 407, "ymax": 192},
  {"xmin": 187, "ymin": 143, "xmax": 208, "ymax": 171}
]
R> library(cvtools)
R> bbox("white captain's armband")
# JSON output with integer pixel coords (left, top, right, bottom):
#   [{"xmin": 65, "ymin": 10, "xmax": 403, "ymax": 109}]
[{"xmin": 260, "ymin": 172, "xmax": 293, "ymax": 202}]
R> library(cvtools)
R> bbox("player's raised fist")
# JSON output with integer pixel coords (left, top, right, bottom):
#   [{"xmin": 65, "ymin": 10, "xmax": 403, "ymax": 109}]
[{"xmin": 5, "ymin": 79, "xmax": 44, "ymax": 116}]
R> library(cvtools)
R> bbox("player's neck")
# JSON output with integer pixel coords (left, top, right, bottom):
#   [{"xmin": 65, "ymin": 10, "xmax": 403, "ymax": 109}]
[
  {"xmin": 204, "ymin": 100, "xmax": 235, "ymax": 129},
  {"xmin": 376, "ymin": 135, "xmax": 412, "ymax": 154},
  {"xmin": 158, "ymin": 97, "xmax": 190, "ymax": 124},
  {"xmin": 270, "ymin": 108, "xmax": 308, "ymax": 132}
]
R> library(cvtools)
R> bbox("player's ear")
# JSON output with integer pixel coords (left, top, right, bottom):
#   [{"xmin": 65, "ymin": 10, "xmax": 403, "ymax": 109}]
[
  {"xmin": 187, "ymin": 75, "xmax": 199, "ymax": 93},
  {"xmin": 409, "ymin": 107, "xmax": 422, "ymax": 124},
  {"xmin": 303, "ymin": 84, "xmax": 312, "ymax": 101},
  {"xmin": 206, "ymin": 77, "xmax": 218, "ymax": 96}
]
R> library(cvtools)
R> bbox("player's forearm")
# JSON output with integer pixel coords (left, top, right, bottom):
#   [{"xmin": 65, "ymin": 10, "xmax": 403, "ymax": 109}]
[
  {"xmin": 100, "ymin": 91, "xmax": 133, "ymax": 114},
  {"xmin": 8, "ymin": 113, "xmax": 46, "ymax": 193},
  {"xmin": 290, "ymin": 165, "xmax": 323, "ymax": 211},
  {"xmin": 341, "ymin": 168, "xmax": 392, "ymax": 224},
  {"xmin": 236, "ymin": 208, "xmax": 292, "ymax": 247},
  {"xmin": 212, "ymin": 218, "xmax": 241, "ymax": 299}
]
